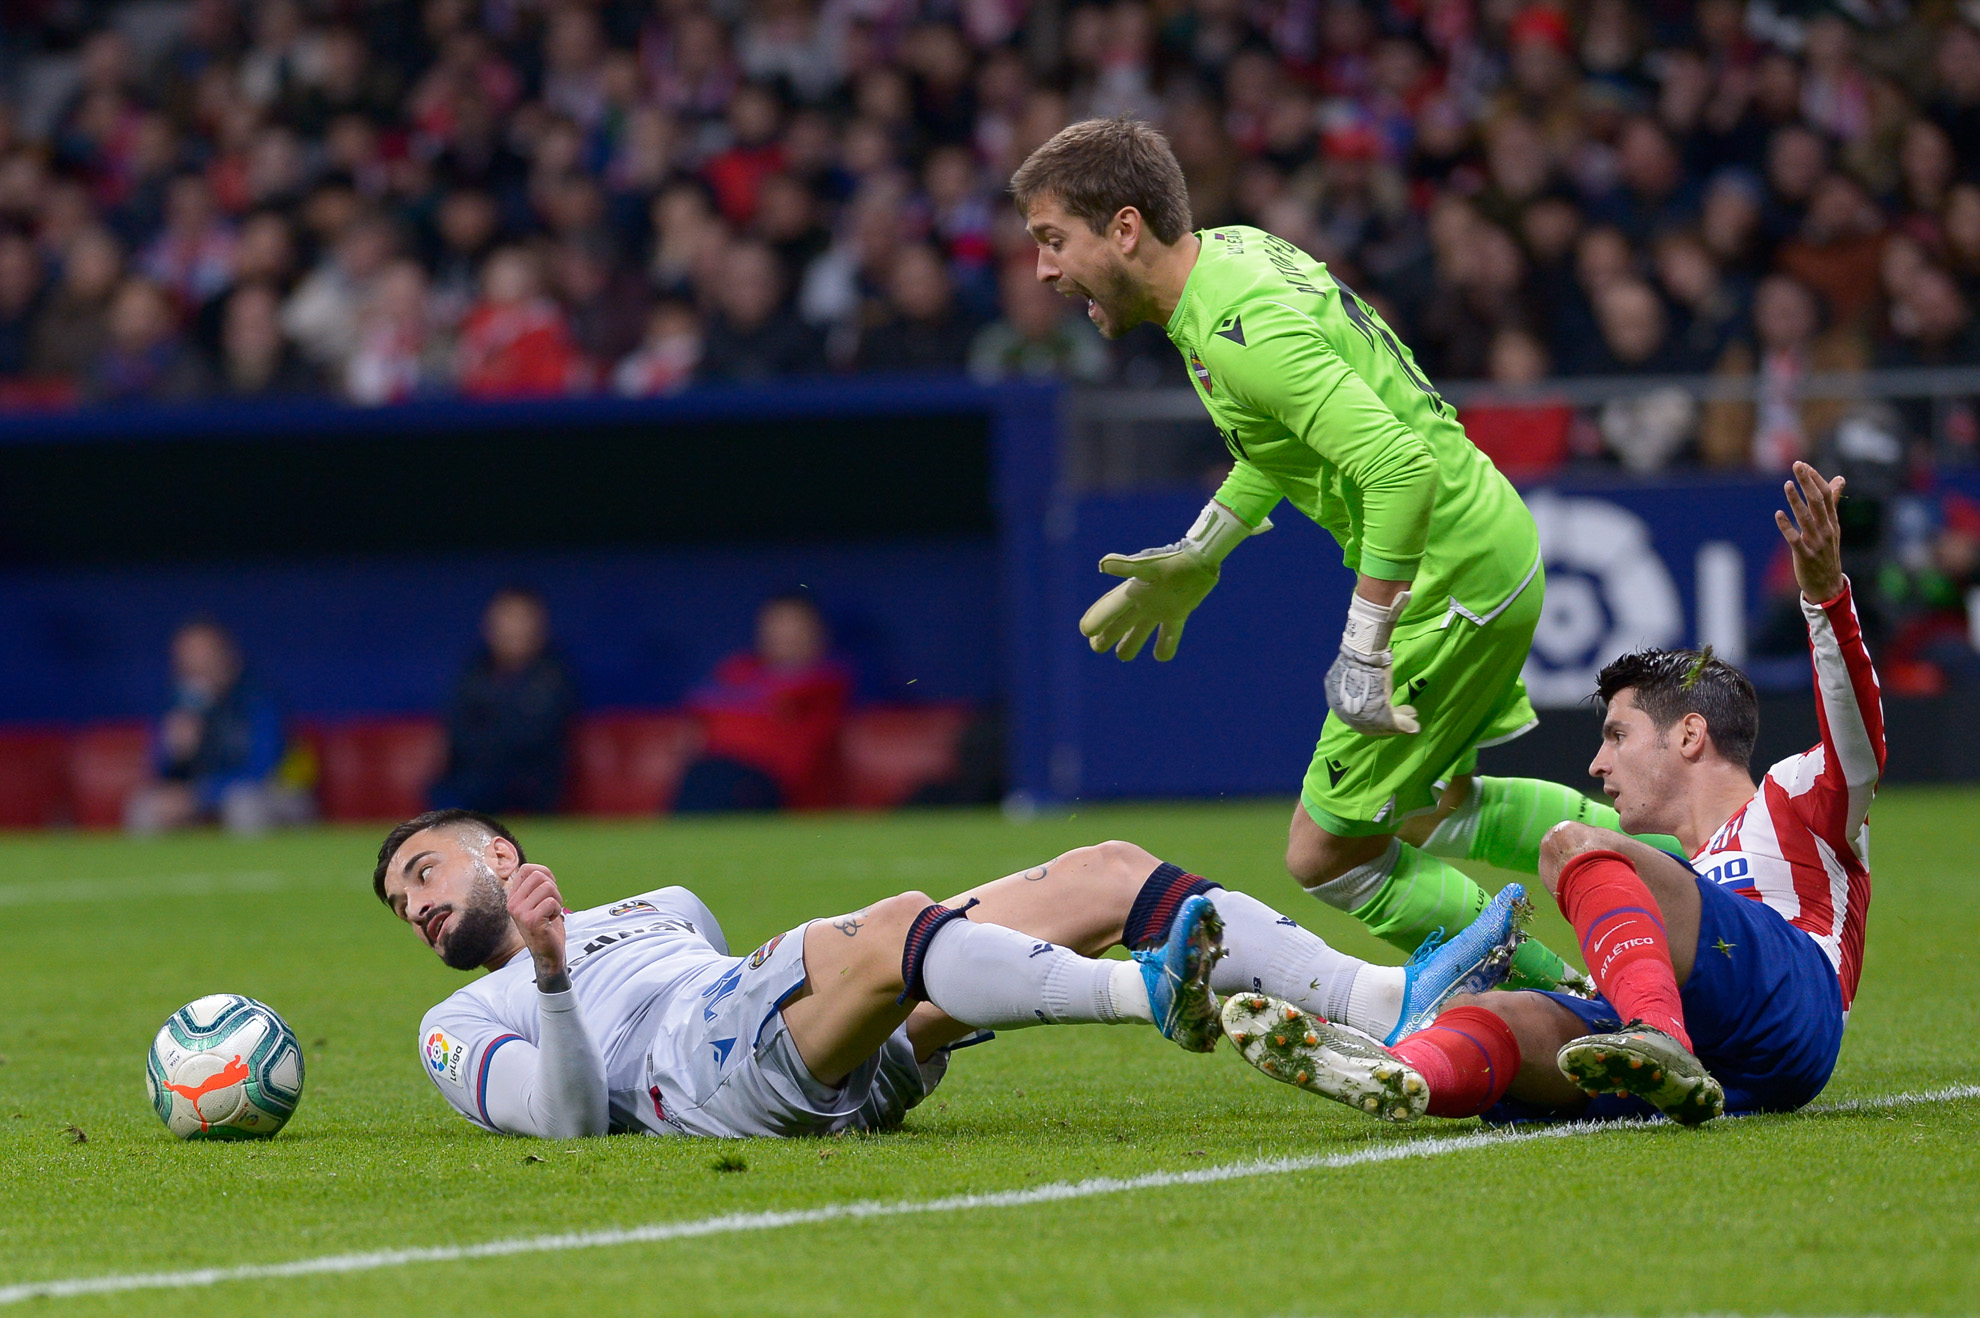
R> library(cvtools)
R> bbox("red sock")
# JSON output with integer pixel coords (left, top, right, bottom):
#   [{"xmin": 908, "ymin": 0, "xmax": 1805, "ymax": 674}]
[
  {"xmin": 1556, "ymin": 849, "xmax": 1692, "ymax": 1051},
  {"xmin": 1389, "ymin": 1006, "xmax": 1521, "ymax": 1118}
]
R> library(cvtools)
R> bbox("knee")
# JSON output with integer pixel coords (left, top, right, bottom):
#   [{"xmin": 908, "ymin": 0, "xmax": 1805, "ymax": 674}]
[
  {"xmin": 1082, "ymin": 839, "xmax": 1159, "ymax": 883},
  {"xmin": 1285, "ymin": 832, "xmax": 1333, "ymax": 887},
  {"xmin": 868, "ymin": 890, "xmax": 937, "ymax": 931},
  {"xmin": 1537, "ymin": 821, "xmax": 1611, "ymax": 896},
  {"xmin": 822, "ymin": 890, "xmax": 939, "ymax": 982},
  {"xmin": 1286, "ymin": 829, "xmax": 1383, "ymax": 890}
]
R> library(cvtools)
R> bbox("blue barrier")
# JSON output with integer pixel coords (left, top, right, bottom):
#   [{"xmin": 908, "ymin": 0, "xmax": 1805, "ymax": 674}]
[{"xmin": 1008, "ymin": 467, "xmax": 1980, "ymax": 802}]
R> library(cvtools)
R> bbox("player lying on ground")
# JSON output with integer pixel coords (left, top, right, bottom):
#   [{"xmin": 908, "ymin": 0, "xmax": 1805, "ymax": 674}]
[
  {"xmin": 1226, "ymin": 462, "xmax": 1883, "ymax": 1126},
  {"xmin": 1011, "ymin": 118, "xmax": 1682, "ymax": 996},
  {"xmin": 375, "ymin": 812, "xmax": 1529, "ymax": 1136}
]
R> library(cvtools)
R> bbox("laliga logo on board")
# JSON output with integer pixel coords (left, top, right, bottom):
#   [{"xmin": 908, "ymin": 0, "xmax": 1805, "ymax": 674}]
[{"xmin": 1521, "ymin": 492, "xmax": 1683, "ymax": 708}]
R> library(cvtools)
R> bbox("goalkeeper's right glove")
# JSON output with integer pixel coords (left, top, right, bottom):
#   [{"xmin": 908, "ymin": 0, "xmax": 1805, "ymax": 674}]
[{"xmin": 1079, "ymin": 500, "xmax": 1272, "ymax": 661}]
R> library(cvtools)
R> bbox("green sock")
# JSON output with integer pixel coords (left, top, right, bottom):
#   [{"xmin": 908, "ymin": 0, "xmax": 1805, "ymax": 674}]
[
  {"xmin": 1324, "ymin": 839, "xmax": 1582, "ymax": 993},
  {"xmin": 1422, "ymin": 775, "xmax": 1684, "ymax": 875}
]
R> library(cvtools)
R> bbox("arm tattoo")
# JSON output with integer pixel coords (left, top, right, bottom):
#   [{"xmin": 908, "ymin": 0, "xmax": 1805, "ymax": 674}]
[
  {"xmin": 536, "ymin": 969, "xmax": 571, "ymax": 994},
  {"xmin": 1024, "ymin": 865, "xmax": 1049, "ymax": 882},
  {"xmin": 832, "ymin": 917, "xmax": 865, "ymax": 938}
]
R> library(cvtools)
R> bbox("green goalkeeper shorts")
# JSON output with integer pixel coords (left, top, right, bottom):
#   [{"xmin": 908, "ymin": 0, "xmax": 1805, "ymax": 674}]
[{"xmin": 1302, "ymin": 564, "xmax": 1545, "ymax": 837}]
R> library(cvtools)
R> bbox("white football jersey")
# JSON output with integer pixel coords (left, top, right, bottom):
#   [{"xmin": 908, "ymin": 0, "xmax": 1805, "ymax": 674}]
[{"xmin": 417, "ymin": 887, "xmax": 731, "ymax": 1133}]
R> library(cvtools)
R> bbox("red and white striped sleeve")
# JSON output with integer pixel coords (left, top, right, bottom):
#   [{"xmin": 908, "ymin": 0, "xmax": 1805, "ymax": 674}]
[{"xmin": 1795, "ymin": 578, "xmax": 1886, "ymax": 855}]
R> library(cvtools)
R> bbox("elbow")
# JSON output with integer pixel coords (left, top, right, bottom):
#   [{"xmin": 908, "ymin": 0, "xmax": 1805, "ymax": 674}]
[{"xmin": 544, "ymin": 1103, "xmax": 610, "ymax": 1139}]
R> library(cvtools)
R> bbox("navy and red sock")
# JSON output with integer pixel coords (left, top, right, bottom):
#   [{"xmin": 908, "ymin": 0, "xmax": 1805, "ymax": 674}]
[{"xmin": 1122, "ymin": 862, "xmax": 1221, "ymax": 950}]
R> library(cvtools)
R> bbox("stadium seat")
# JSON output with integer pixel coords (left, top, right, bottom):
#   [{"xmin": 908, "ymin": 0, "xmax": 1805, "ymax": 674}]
[
  {"xmin": 68, "ymin": 721, "xmax": 153, "ymax": 829},
  {"xmin": 1458, "ymin": 402, "xmax": 1574, "ymax": 479},
  {"xmin": 566, "ymin": 711, "xmax": 701, "ymax": 816},
  {"xmin": 0, "ymin": 726, "xmax": 73, "ymax": 827},
  {"xmin": 840, "ymin": 705, "xmax": 972, "ymax": 809},
  {"xmin": 313, "ymin": 718, "xmax": 447, "ymax": 822}
]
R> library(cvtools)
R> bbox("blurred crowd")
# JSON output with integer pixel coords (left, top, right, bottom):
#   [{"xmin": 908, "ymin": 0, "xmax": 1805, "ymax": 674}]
[{"xmin": 0, "ymin": 0, "xmax": 1978, "ymax": 471}]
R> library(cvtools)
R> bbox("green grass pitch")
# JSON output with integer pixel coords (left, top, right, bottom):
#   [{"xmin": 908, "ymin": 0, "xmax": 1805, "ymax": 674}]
[{"xmin": 1, "ymin": 792, "xmax": 1976, "ymax": 1316}]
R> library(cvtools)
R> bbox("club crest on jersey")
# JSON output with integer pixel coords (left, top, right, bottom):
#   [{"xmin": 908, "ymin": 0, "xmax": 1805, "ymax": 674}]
[
  {"xmin": 424, "ymin": 1028, "xmax": 466, "ymax": 1087},
  {"xmin": 1189, "ymin": 350, "xmax": 1212, "ymax": 392},
  {"xmin": 746, "ymin": 932, "xmax": 785, "ymax": 969},
  {"xmin": 609, "ymin": 899, "xmax": 659, "ymax": 917}
]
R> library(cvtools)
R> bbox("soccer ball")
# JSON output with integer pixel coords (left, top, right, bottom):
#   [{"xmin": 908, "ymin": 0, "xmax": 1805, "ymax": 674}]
[{"xmin": 146, "ymin": 995, "xmax": 305, "ymax": 1140}]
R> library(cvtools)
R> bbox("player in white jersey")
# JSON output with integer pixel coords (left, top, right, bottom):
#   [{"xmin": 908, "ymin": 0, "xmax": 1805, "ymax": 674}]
[
  {"xmin": 1224, "ymin": 463, "xmax": 1883, "ymax": 1126},
  {"xmin": 374, "ymin": 808, "xmax": 1533, "ymax": 1137}
]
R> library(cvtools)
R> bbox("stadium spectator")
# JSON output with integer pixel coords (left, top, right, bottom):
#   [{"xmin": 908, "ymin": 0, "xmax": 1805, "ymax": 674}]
[
  {"xmin": 29, "ymin": 226, "xmax": 121, "ymax": 383},
  {"xmin": 125, "ymin": 619, "xmax": 310, "ymax": 836},
  {"xmin": 138, "ymin": 173, "xmax": 237, "ymax": 308},
  {"xmin": 0, "ymin": 229, "xmax": 45, "ymax": 378},
  {"xmin": 968, "ymin": 255, "xmax": 1110, "ymax": 383},
  {"xmin": 1591, "ymin": 280, "xmax": 1698, "ymax": 472},
  {"xmin": 855, "ymin": 242, "xmax": 979, "ymax": 373},
  {"xmin": 1775, "ymin": 172, "xmax": 1887, "ymax": 330},
  {"xmin": 281, "ymin": 211, "xmax": 396, "ymax": 373},
  {"xmin": 1703, "ymin": 274, "xmax": 1868, "ymax": 470},
  {"xmin": 1653, "ymin": 229, "xmax": 1750, "ymax": 370},
  {"xmin": 215, "ymin": 280, "xmax": 321, "ymax": 397},
  {"xmin": 84, "ymin": 276, "xmax": 210, "ymax": 403},
  {"xmin": 614, "ymin": 299, "xmax": 702, "ymax": 396},
  {"xmin": 346, "ymin": 259, "xmax": 446, "ymax": 405},
  {"xmin": 455, "ymin": 245, "xmax": 588, "ymax": 397},
  {"xmin": 697, "ymin": 239, "xmax": 823, "ymax": 382},
  {"xmin": 676, "ymin": 592, "xmax": 851, "ymax": 813},
  {"xmin": 431, "ymin": 588, "xmax": 578, "ymax": 816}
]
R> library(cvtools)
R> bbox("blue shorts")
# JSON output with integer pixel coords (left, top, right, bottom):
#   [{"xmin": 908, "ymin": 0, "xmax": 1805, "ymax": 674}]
[{"xmin": 1485, "ymin": 872, "xmax": 1845, "ymax": 1124}]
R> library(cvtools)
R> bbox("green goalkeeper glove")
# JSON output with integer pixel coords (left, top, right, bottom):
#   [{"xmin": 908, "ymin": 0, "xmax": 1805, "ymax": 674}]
[{"xmin": 1079, "ymin": 500, "xmax": 1271, "ymax": 661}]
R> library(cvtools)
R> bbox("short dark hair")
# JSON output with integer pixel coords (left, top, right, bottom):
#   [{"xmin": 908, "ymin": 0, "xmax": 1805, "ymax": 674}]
[
  {"xmin": 1594, "ymin": 647, "xmax": 1758, "ymax": 769},
  {"xmin": 372, "ymin": 809, "xmax": 524, "ymax": 905},
  {"xmin": 1009, "ymin": 116, "xmax": 1193, "ymax": 245}
]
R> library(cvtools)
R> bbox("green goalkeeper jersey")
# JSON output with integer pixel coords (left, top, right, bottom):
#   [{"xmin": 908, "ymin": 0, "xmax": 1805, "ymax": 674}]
[{"xmin": 1170, "ymin": 226, "xmax": 1538, "ymax": 627}]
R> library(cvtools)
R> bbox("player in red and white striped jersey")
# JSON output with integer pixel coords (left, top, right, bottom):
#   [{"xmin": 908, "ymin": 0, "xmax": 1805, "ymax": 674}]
[
  {"xmin": 1226, "ymin": 463, "xmax": 1881, "ymax": 1126},
  {"xmin": 1690, "ymin": 560, "xmax": 1884, "ymax": 1014}
]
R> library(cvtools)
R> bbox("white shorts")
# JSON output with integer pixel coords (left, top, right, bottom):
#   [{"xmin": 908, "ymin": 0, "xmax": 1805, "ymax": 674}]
[{"xmin": 644, "ymin": 920, "xmax": 948, "ymax": 1138}]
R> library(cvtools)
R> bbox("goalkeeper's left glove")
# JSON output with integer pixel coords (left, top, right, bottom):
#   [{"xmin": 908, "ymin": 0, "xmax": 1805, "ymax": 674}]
[
  {"xmin": 1325, "ymin": 590, "xmax": 1421, "ymax": 736},
  {"xmin": 1079, "ymin": 500, "xmax": 1271, "ymax": 661}
]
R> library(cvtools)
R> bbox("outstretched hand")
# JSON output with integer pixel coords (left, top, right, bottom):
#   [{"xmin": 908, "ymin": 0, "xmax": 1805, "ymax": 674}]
[
  {"xmin": 507, "ymin": 862, "xmax": 568, "ymax": 985},
  {"xmin": 1775, "ymin": 460, "xmax": 1847, "ymax": 605}
]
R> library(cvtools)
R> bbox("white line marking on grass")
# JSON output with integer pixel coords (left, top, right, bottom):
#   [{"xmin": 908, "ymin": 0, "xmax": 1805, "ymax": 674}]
[{"xmin": 4, "ymin": 1084, "xmax": 1974, "ymax": 1306}]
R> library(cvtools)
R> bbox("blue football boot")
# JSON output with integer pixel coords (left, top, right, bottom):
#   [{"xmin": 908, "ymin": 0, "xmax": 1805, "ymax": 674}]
[
  {"xmin": 1132, "ymin": 892, "xmax": 1225, "ymax": 1053},
  {"xmin": 1383, "ymin": 882, "xmax": 1531, "ymax": 1047}
]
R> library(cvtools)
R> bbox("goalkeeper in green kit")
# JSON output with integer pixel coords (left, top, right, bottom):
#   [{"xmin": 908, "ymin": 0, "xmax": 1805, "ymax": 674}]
[{"xmin": 1011, "ymin": 118, "xmax": 1679, "ymax": 993}]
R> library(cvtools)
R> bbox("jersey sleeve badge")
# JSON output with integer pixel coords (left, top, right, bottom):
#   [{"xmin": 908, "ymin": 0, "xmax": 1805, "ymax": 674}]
[
  {"xmin": 423, "ymin": 1027, "xmax": 467, "ymax": 1089},
  {"xmin": 746, "ymin": 932, "xmax": 786, "ymax": 969}
]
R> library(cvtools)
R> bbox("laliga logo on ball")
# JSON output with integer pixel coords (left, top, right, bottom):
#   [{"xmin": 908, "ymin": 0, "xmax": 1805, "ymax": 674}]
[{"xmin": 1521, "ymin": 493, "xmax": 1683, "ymax": 708}]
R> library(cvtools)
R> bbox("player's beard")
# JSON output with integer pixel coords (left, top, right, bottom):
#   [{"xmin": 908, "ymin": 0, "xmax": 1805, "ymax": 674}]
[
  {"xmin": 438, "ymin": 859, "xmax": 513, "ymax": 971},
  {"xmin": 1066, "ymin": 254, "xmax": 1143, "ymax": 339}
]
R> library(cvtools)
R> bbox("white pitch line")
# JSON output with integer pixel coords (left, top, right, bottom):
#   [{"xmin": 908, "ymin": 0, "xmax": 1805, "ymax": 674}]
[{"xmin": 3, "ymin": 1083, "xmax": 1974, "ymax": 1307}]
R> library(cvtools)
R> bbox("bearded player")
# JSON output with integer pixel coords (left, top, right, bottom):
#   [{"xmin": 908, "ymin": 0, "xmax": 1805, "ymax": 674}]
[
  {"xmin": 377, "ymin": 811, "xmax": 1528, "ymax": 1136},
  {"xmin": 1011, "ymin": 117, "xmax": 1672, "ymax": 991},
  {"xmin": 1226, "ymin": 463, "xmax": 1880, "ymax": 1126}
]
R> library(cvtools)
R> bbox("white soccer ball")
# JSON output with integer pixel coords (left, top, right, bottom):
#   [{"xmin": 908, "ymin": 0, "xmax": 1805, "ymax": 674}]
[{"xmin": 146, "ymin": 995, "xmax": 306, "ymax": 1140}]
